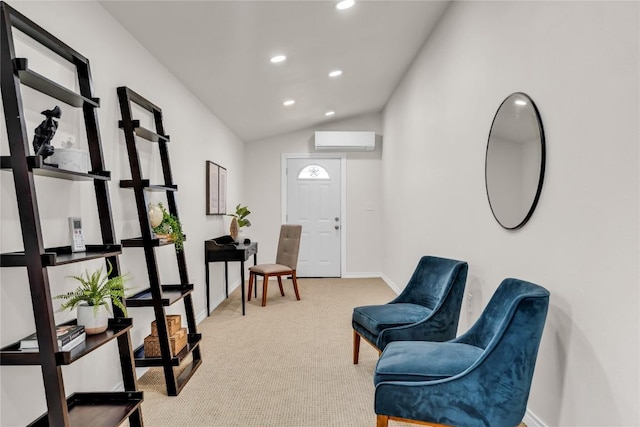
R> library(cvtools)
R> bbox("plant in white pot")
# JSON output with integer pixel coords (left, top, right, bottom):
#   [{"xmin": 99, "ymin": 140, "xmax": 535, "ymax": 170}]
[{"xmin": 54, "ymin": 260, "xmax": 128, "ymax": 335}]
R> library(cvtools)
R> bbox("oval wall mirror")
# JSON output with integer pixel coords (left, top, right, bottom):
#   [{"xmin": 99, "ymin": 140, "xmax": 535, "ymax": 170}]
[{"xmin": 485, "ymin": 92, "xmax": 545, "ymax": 230}]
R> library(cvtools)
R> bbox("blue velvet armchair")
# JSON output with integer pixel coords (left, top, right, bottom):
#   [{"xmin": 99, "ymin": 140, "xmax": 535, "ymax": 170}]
[
  {"xmin": 352, "ymin": 256, "xmax": 468, "ymax": 364},
  {"xmin": 373, "ymin": 278, "xmax": 550, "ymax": 427}
]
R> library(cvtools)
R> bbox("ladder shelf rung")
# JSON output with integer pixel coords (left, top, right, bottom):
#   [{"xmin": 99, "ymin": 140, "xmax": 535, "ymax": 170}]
[
  {"xmin": 14, "ymin": 58, "xmax": 100, "ymax": 108},
  {"xmin": 0, "ymin": 244, "xmax": 122, "ymax": 267},
  {"xmin": 118, "ymin": 120, "xmax": 170, "ymax": 143},
  {"xmin": 125, "ymin": 284, "xmax": 194, "ymax": 307},
  {"xmin": 1, "ymin": 156, "xmax": 110, "ymax": 181},
  {"xmin": 27, "ymin": 391, "xmax": 143, "ymax": 427},
  {"xmin": 119, "ymin": 179, "xmax": 177, "ymax": 192},
  {"xmin": 0, "ymin": 318, "xmax": 133, "ymax": 366}
]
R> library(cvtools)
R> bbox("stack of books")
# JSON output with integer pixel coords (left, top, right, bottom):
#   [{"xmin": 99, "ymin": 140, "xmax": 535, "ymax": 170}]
[{"xmin": 20, "ymin": 324, "xmax": 86, "ymax": 351}]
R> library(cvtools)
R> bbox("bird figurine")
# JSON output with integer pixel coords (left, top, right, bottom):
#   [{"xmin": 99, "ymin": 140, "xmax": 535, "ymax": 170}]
[{"xmin": 32, "ymin": 105, "xmax": 61, "ymax": 161}]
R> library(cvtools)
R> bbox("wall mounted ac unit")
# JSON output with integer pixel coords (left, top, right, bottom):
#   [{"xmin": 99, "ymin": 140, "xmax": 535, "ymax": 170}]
[{"xmin": 314, "ymin": 131, "xmax": 375, "ymax": 151}]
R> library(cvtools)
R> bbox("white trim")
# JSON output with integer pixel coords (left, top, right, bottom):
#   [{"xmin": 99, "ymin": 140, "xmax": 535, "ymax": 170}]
[
  {"xmin": 380, "ymin": 273, "xmax": 402, "ymax": 295},
  {"xmin": 342, "ymin": 272, "xmax": 383, "ymax": 279},
  {"xmin": 281, "ymin": 153, "xmax": 347, "ymax": 277},
  {"xmin": 523, "ymin": 409, "xmax": 547, "ymax": 427}
]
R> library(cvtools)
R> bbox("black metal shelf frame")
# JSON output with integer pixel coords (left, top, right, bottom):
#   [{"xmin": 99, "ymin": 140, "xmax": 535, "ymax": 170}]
[
  {"xmin": 117, "ymin": 85, "xmax": 202, "ymax": 396},
  {"xmin": 0, "ymin": 2, "xmax": 143, "ymax": 426}
]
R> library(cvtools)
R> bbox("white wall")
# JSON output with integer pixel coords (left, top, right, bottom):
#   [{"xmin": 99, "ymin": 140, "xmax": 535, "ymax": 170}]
[
  {"xmin": 382, "ymin": 1, "xmax": 639, "ymax": 426},
  {"xmin": 244, "ymin": 113, "xmax": 383, "ymax": 277},
  {"xmin": 0, "ymin": 2, "xmax": 244, "ymax": 425}
]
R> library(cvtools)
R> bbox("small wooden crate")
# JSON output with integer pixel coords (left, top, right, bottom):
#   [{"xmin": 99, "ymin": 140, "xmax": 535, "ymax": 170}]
[
  {"xmin": 144, "ymin": 327, "xmax": 187, "ymax": 357},
  {"xmin": 150, "ymin": 314, "xmax": 182, "ymax": 336}
]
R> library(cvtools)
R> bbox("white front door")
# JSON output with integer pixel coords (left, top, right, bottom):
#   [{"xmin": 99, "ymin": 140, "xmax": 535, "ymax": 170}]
[{"xmin": 286, "ymin": 157, "xmax": 342, "ymax": 277}]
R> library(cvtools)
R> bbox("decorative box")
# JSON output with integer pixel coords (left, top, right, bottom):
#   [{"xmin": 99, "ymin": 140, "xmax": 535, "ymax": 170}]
[
  {"xmin": 144, "ymin": 327, "xmax": 187, "ymax": 357},
  {"xmin": 150, "ymin": 314, "xmax": 182, "ymax": 336},
  {"xmin": 49, "ymin": 147, "xmax": 89, "ymax": 173}
]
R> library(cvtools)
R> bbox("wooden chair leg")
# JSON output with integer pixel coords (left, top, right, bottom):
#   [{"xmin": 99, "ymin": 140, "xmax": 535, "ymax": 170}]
[
  {"xmin": 247, "ymin": 272, "xmax": 254, "ymax": 301},
  {"xmin": 291, "ymin": 271, "xmax": 301, "ymax": 300},
  {"xmin": 277, "ymin": 275, "xmax": 285, "ymax": 296},
  {"xmin": 353, "ymin": 330, "xmax": 361, "ymax": 364},
  {"xmin": 261, "ymin": 274, "xmax": 269, "ymax": 307},
  {"xmin": 376, "ymin": 415, "xmax": 389, "ymax": 427}
]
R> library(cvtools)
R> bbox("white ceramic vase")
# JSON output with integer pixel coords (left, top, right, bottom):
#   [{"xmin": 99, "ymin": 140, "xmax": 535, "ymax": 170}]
[
  {"xmin": 236, "ymin": 228, "xmax": 246, "ymax": 243},
  {"xmin": 77, "ymin": 303, "xmax": 109, "ymax": 335}
]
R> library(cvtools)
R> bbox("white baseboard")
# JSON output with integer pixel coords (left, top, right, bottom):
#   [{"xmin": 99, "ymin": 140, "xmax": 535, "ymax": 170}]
[
  {"xmin": 340, "ymin": 272, "xmax": 402, "ymax": 296},
  {"xmin": 379, "ymin": 273, "xmax": 402, "ymax": 295},
  {"xmin": 342, "ymin": 272, "xmax": 383, "ymax": 279},
  {"xmin": 203, "ymin": 279, "xmax": 242, "ymax": 317},
  {"xmin": 523, "ymin": 409, "xmax": 547, "ymax": 427}
]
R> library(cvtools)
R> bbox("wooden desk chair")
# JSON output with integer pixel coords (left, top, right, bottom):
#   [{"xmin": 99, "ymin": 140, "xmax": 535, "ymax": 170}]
[{"xmin": 248, "ymin": 224, "xmax": 302, "ymax": 307}]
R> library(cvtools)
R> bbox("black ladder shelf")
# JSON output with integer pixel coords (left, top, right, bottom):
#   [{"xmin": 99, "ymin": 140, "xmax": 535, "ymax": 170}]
[
  {"xmin": 0, "ymin": 2, "xmax": 143, "ymax": 426},
  {"xmin": 116, "ymin": 86, "xmax": 202, "ymax": 396}
]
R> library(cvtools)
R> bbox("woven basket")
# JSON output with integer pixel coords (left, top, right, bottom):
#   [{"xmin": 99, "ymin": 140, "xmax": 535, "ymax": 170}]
[
  {"xmin": 144, "ymin": 327, "xmax": 187, "ymax": 357},
  {"xmin": 150, "ymin": 314, "xmax": 182, "ymax": 336}
]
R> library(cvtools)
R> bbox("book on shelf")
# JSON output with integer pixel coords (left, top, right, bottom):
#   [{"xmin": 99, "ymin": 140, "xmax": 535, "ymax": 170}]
[{"xmin": 19, "ymin": 324, "xmax": 85, "ymax": 350}]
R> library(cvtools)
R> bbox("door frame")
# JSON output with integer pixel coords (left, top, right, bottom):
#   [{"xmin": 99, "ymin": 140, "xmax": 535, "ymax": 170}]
[{"xmin": 281, "ymin": 153, "xmax": 347, "ymax": 277}]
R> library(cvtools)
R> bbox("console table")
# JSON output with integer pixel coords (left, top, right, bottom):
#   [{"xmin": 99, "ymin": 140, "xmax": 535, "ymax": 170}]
[{"xmin": 204, "ymin": 240, "xmax": 258, "ymax": 316}]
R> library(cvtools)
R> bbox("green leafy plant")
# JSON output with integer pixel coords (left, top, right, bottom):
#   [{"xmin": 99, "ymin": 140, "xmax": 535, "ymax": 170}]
[
  {"xmin": 54, "ymin": 260, "xmax": 128, "ymax": 316},
  {"xmin": 228, "ymin": 204, "xmax": 251, "ymax": 228},
  {"xmin": 152, "ymin": 203, "xmax": 185, "ymax": 251}
]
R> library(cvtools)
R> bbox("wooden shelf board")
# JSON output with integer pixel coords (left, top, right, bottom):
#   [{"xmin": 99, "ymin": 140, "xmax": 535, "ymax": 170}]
[
  {"xmin": 27, "ymin": 391, "xmax": 143, "ymax": 427},
  {"xmin": 15, "ymin": 58, "xmax": 100, "ymax": 108},
  {"xmin": 0, "ymin": 244, "xmax": 122, "ymax": 267},
  {"xmin": 174, "ymin": 357, "xmax": 203, "ymax": 396},
  {"xmin": 133, "ymin": 333, "xmax": 201, "ymax": 368},
  {"xmin": 125, "ymin": 284, "xmax": 194, "ymax": 307},
  {"xmin": 0, "ymin": 156, "xmax": 110, "ymax": 181},
  {"xmin": 119, "ymin": 179, "xmax": 177, "ymax": 192},
  {"xmin": 120, "ymin": 237, "xmax": 169, "ymax": 248},
  {"xmin": 118, "ymin": 120, "xmax": 170, "ymax": 143},
  {"xmin": 0, "ymin": 318, "xmax": 133, "ymax": 366}
]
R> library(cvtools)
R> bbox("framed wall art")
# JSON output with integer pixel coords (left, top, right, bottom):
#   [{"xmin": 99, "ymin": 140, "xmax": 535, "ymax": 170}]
[{"xmin": 206, "ymin": 161, "xmax": 227, "ymax": 215}]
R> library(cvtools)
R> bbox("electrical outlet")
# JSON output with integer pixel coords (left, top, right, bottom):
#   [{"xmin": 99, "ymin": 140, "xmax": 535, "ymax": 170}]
[{"xmin": 467, "ymin": 293, "xmax": 473, "ymax": 315}]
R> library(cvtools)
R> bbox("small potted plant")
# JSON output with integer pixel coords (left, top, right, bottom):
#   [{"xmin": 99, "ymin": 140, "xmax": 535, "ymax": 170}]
[
  {"xmin": 148, "ymin": 202, "xmax": 185, "ymax": 251},
  {"xmin": 228, "ymin": 203, "xmax": 251, "ymax": 242},
  {"xmin": 54, "ymin": 260, "xmax": 128, "ymax": 334}
]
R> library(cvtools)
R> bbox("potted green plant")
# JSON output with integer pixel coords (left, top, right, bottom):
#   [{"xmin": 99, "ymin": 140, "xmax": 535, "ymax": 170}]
[
  {"xmin": 148, "ymin": 202, "xmax": 185, "ymax": 251},
  {"xmin": 228, "ymin": 203, "xmax": 251, "ymax": 242},
  {"xmin": 54, "ymin": 260, "xmax": 128, "ymax": 335}
]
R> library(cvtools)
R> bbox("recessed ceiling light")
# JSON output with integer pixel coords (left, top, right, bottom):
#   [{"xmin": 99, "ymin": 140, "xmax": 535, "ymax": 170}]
[
  {"xmin": 270, "ymin": 55, "xmax": 287, "ymax": 63},
  {"xmin": 325, "ymin": 111, "xmax": 336, "ymax": 117},
  {"xmin": 336, "ymin": 0, "xmax": 355, "ymax": 10},
  {"xmin": 514, "ymin": 99, "xmax": 527, "ymax": 106},
  {"xmin": 329, "ymin": 70, "xmax": 343, "ymax": 78},
  {"xmin": 283, "ymin": 99, "xmax": 295, "ymax": 106}
]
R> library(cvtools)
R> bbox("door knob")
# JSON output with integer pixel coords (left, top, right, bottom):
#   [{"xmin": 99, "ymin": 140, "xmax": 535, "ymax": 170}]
[
  {"xmin": 335, "ymin": 217, "xmax": 340, "ymax": 221},
  {"xmin": 335, "ymin": 225, "xmax": 340, "ymax": 230}
]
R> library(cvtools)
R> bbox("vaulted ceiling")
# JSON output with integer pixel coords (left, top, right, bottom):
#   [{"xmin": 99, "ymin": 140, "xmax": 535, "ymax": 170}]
[{"xmin": 100, "ymin": 1, "xmax": 450, "ymax": 142}]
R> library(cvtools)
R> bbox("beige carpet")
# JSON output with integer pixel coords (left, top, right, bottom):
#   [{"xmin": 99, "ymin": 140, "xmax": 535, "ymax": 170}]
[{"xmin": 128, "ymin": 277, "xmax": 414, "ymax": 427}]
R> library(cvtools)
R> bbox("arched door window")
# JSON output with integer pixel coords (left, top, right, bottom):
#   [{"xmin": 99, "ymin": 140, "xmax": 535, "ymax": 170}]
[{"xmin": 297, "ymin": 164, "xmax": 330, "ymax": 180}]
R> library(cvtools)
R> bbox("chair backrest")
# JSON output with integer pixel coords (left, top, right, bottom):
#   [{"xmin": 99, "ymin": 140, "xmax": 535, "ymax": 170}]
[
  {"xmin": 275, "ymin": 224, "xmax": 302, "ymax": 269},
  {"xmin": 455, "ymin": 278, "xmax": 550, "ymax": 350},
  {"xmin": 451, "ymin": 278, "xmax": 550, "ymax": 425},
  {"xmin": 392, "ymin": 256, "xmax": 468, "ymax": 310}
]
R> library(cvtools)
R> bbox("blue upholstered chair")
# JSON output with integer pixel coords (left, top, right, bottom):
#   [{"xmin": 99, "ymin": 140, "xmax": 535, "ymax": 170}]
[
  {"xmin": 373, "ymin": 278, "xmax": 550, "ymax": 427},
  {"xmin": 352, "ymin": 256, "xmax": 468, "ymax": 364}
]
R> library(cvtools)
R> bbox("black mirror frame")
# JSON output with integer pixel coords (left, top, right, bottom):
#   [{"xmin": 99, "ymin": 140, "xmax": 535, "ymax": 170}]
[{"xmin": 485, "ymin": 92, "xmax": 546, "ymax": 230}]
